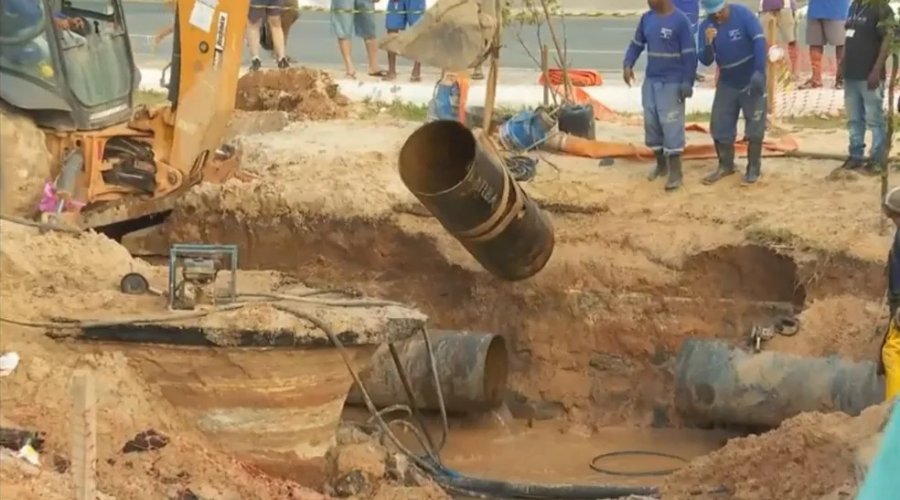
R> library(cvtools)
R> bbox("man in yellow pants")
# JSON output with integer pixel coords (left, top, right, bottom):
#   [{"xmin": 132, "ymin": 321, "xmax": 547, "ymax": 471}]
[{"xmin": 881, "ymin": 187, "xmax": 900, "ymax": 400}]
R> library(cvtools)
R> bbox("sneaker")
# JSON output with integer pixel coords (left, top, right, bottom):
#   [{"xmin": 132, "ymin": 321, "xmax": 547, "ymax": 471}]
[
  {"xmin": 277, "ymin": 57, "xmax": 290, "ymax": 69},
  {"xmin": 250, "ymin": 58, "xmax": 262, "ymax": 72}
]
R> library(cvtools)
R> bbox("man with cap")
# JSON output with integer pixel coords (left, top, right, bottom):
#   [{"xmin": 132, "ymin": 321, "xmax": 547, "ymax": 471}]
[
  {"xmin": 880, "ymin": 186, "xmax": 900, "ymax": 401},
  {"xmin": 623, "ymin": 0, "xmax": 698, "ymax": 191},
  {"xmin": 698, "ymin": 0, "xmax": 767, "ymax": 185}
]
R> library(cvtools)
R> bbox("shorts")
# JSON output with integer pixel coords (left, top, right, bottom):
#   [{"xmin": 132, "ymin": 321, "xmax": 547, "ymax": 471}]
[
  {"xmin": 760, "ymin": 9, "xmax": 796, "ymax": 44},
  {"xmin": 806, "ymin": 18, "xmax": 845, "ymax": 46},
  {"xmin": 249, "ymin": 0, "xmax": 284, "ymax": 23},
  {"xmin": 331, "ymin": 0, "xmax": 377, "ymax": 39},
  {"xmin": 386, "ymin": 0, "xmax": 426, "ymax": 31}
]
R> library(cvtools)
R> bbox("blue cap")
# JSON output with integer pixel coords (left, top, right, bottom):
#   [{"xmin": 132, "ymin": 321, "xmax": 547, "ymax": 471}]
[{"xmin": 701, "ymin": 0, "xmax": 726, "ymax": 14}]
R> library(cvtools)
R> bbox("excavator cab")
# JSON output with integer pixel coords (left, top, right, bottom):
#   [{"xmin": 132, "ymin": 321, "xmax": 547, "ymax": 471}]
[{"xmin": 0, "ymin": 0, "xmax": 137, "ymax": 131}]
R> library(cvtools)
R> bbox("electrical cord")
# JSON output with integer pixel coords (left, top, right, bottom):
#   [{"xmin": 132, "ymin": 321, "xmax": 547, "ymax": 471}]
[{"xmin": 589, "ymin": 450, "xmax": 688, "ymax": 477}]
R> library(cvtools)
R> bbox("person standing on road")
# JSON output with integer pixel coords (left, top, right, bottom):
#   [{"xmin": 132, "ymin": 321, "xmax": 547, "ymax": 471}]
[
  {"xmin": 248, "ymin": 0, "xmax": 290, "ymax": 71},
  {"xmin": 758, "ymin": 0, "xmax": 799, "ymax": 78},
  {"xmin": 331, "ymin": 0, "xmax": 386, "ymax": 78},
  {"xmin": 261, "ymin": 0, "xmax": 300, "ymax": 63},
  {"xmin": 385, "ymin": 0, "xmax": 425, "ymax": 81},
  {"xmin": 801, "ymin": 0, "xmax": 851, "ymax": 89},
  {"xmin": 879, "ymin": 187, "xmax": 900, "ymax": 402},
  {"xmin": 698, "ymin": 0, "xmax": 767, "ymax": 185},
  {"xmin": 673, "ymin": 0, "xmax": 706, "ymax": 81},
  {"xmin": 839, "ymin": 0, "xmax": 894, "ymax": 171},
  {"xmin": 623, "ymin": 0, "xmax": 697, "ymax": 191}
]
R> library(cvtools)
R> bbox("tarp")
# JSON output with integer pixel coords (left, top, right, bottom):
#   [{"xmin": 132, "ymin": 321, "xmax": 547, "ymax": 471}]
[
  {"xmin": 856, "ymin": 400, "xmax": 899, "ymax": 500},
  {"xmin": 549, "ymin": 85, "xmax": 800, "ymax": 160}
]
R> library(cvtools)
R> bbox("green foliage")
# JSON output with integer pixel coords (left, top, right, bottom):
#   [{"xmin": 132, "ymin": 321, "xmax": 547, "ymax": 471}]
[{"xmin": 501, "ymin": 0, "xmax": 560, "ymax": 26}]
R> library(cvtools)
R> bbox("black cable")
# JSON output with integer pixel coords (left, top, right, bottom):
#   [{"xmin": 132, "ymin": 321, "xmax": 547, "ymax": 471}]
[
  {"xmin": 505, "ymin": 155, "xmax": 539, "ymax": 182},
  {"xmin": 589, "ymin": 450, "xmax": 687, "ymax": 477}
]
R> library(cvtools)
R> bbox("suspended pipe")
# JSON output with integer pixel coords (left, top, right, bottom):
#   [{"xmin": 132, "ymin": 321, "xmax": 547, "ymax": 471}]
[{"xmin": 398, "ymin": 120, "xmax": 555, "ymax": 281}]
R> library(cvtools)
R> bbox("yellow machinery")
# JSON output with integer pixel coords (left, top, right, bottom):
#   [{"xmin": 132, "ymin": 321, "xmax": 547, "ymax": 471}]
[{"xmin": 0, "ymin": 0, "xmax": 250, "ymax": 232}]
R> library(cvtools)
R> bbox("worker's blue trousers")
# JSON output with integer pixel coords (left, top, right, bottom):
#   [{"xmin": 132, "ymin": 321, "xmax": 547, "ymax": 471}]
[
  {"xmin": 641, "ymin": 79, "xmax": 686, "ymax": 155},
  {"xmin": 709, "ymin": 83, "xmax": 767, "ymax": 143}
]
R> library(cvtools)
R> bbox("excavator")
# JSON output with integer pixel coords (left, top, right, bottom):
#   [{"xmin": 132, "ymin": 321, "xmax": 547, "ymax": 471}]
[
  {"xmin": 0, "ymin": 0, "xmax": 498, "ymax": 236},
  {"xmin": 0, "ymin": 0, "xmax": 250, "ymax": 234}
]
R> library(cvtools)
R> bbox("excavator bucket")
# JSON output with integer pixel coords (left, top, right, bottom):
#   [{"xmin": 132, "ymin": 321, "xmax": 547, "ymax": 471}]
[{"xmin": 379, "ymin": 0, "xmax": 500, "ymax": 71}]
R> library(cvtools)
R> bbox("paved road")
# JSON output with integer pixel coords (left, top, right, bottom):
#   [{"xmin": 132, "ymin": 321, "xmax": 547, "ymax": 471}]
[{"xmin": 125, "ymin": 3, "xmax": 808, "ymax": 76}]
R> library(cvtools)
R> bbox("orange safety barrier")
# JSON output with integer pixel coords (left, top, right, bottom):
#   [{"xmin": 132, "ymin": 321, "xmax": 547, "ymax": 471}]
[{"xmin": 539, "ymin": 69, "xmax": 603, "ymax": 87}]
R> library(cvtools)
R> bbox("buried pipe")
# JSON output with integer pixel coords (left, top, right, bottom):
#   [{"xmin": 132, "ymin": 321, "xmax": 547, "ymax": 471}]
[
  {"xmin": 674, "ymin": 339, "xmax": 884, "ymax": 429},
  {"xmin": 347, "ymin": 330, "xmax": 508, "ymax": 413},
  {"xmin": 398, "ymin": 120, "xmax": 555, "ymax": 281}
]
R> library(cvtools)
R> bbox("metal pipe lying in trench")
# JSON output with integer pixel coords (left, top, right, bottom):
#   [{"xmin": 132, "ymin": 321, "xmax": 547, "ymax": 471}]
[
  {"xmin": 398, "ymin": 120, "xmax": 555, "ymax": 281},
  {"xmin": 674, "ymin": 339, "xmax": 884, "ymax": 428},
  {"xmin": 346, "ymin": 330, "xmax": 508, "ymax": 413}
]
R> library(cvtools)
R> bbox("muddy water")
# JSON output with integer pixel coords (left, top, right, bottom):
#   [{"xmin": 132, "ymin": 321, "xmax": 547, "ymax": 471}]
[{"xmin": 344, "ymin": 407, "xmax": 735, "ymax": 487}]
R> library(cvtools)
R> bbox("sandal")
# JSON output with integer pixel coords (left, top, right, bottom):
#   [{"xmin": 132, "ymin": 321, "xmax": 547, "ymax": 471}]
[
  {"xmin": 798, "ymin": 79, "xmax": 822, "ymax": 89},
  {"xmin": 369, "ymin": 70, "xmax": 389, "ymax": 77},
  {"xmin": 345, "ymin": 71, "xmax": 357, "ymax": 79},
  {"xmin": 382, "ymin": 72, "xmax": 397, "ymax": 81},
  {"xmin": 410, "ymin": 74, "xmax": 422, "ymax": 82}
]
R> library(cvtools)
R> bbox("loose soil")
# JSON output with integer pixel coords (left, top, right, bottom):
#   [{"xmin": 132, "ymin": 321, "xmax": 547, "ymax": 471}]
[
  {"xmin": 236, "ymin": 68, "xmax": 351, "ymax": 121},
  {"xmin": 2, "ymin": 70, "xmax": 898, "ymax": 498}
]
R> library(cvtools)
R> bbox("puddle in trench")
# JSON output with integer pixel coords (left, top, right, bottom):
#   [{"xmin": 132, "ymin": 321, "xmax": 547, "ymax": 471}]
[{"xmin": 343, "ymin": 407, "xmax": 736, "ymax": 487}]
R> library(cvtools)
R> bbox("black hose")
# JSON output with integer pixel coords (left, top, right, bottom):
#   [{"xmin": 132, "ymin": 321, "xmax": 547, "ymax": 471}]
[
  {"xmin": 436, "ymin": 472, "xmax": 659, "ymax": 499},
  {"xmin": 589, "ymin": 450, "xmax": 687, "ymax": 477}
]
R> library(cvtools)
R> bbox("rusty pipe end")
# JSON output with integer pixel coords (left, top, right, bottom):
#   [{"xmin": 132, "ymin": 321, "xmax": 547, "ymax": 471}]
[
  {"xmin": 399, "ymin": 120, "xmax": 476, "ymax": 197},
  {"xmin": 481, "ymin": 333, "xmax": 509, "ymax": 407}
]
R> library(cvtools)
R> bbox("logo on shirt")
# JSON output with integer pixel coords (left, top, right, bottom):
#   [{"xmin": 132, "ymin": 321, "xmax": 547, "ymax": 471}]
[
  {"xmin": 728, "ymin": 29, "xmax": 742, "ymax": 41},
  {"xmin": 660, "ymin": 27, "xmax": 673, "ymax": 40}
]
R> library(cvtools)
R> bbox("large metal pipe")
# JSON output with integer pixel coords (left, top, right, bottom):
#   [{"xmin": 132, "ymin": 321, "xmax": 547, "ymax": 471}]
[
  {"xmin": 346, "ymin": 330, "xmax": 509, "ymax": 413},
  {"xmin": 398, "ymin": 120, "xmax": 554, "ymax": 281},
  {"xmin": 674, "ymin": 339, "xmax": 884, "ymax": 428}
]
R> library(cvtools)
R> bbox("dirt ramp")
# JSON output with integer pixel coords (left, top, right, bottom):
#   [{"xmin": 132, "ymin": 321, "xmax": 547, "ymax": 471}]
[
  {"xmin": 236, "ymin": 68, "xmax": 350, "ymax": 120},
  {"xmin": 664, "ymin": 401, "xmax": 893, "ymax": 499}
]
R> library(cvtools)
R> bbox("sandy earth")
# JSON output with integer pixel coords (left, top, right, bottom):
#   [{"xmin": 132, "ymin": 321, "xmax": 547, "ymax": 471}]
[{"xmin": 2, "ymin": 68, "xmax": 899, "ymax": 498}]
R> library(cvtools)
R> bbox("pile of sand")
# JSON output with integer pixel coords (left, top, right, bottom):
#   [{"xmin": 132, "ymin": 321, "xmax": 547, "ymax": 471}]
[
  {"xmin": 663, "ymin": 401, "xmax": 893, "ymax": 499},
  {"xmin": 236, "ymin": 68, "xmax": 350, "ymax": 121},
  {"xmin": 0, "ymin": 106, "xmax": 53, "ymax": 217}
]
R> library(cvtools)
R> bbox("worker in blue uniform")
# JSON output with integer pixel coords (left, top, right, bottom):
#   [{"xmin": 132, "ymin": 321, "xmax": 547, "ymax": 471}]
[
  {"xmin": 698, "ymin": 0, "xmax": 768, "ymax": 185},
  {"xmin": 673, "ymin": 0, "xmax": 704, "ymax": 81},
  {"xmin": 624, "ymin": 0, "xmax": 698, "ymax": 191}
]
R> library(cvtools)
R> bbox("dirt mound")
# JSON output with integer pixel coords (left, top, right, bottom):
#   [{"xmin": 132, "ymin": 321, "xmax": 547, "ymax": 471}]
[
  {"xmin": 663, "ymin": 402, "xmax": 893, "ymax": 499},
  {"xmin": 0, "ymin": 106, "xmax": 53, "ymax": 217},
  {"xmin": 0, "ymin": 223, "xmax": 328, "ymax": 499},
  {"xmin": 236, "ymin": 68, "xmax": 350, "ymax": 120}
]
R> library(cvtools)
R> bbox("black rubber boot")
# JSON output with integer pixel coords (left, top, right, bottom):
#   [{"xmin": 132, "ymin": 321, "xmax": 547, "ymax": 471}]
[
  {"xmin": 742, "ymin": 140, "xmax": 763, "ymax": 184},
  {"xmin": 702, "ymin": 141, "xmax": 736, "ymax": 185},
  {"xmin": 665, "ymin": 154, "xmax": 683, "ymax": 191},
  {"xmin": 647, "ymin": 150, "xmax": 668, "ymax": 181}
]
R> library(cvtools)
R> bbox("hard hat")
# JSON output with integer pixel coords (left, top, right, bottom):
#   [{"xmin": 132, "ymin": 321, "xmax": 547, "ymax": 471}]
[
  {"xmin": 701, "ymin": 0, "xmax": 727, "ymax": 14},
  {"xmin": 884, "ymin": 186, "xmax": 900, "ymax": 214}
]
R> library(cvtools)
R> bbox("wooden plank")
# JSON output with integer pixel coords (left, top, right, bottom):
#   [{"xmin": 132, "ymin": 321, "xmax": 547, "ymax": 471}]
[
  {"xmin": 71, "ymin": 369, "xmax": 97, "ymax": 500},
  {"xmin": 764, "ymin": 16, "xmax": 777, "ymax": 115}
]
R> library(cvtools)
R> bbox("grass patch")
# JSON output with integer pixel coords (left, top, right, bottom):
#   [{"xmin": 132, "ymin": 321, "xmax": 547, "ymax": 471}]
[
  {"xmin": 686, "ymin": 111, "xmax": 711, "ymax": 123},
  {"xmin": 745, "ymin": 225, "xmax": 798, "ymax": 247},
  {"xmin": 782, "ymin": 114, "xmax": 846, "ymax": 130},
  {"xmin": 359, "ymin": 98, "xmax": 523, "ymax": 123},
  {"xmin": 135, "ymin": 89, "xmax": 168, "ymax": 106}
]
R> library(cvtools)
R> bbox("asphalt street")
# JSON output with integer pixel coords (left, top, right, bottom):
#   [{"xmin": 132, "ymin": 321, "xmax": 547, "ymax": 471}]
[{"xmin": 123, "ymin": 3, "xmax": 808, "ymax": 77}]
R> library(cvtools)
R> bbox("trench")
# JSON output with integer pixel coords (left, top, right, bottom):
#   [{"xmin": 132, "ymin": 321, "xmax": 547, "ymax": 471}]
[{"xmin": 121, "ymin": 210, "xmax": 888, "ymax": 488}]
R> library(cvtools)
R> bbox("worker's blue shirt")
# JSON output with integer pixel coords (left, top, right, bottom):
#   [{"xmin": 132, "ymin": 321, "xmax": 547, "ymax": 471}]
[
  {"xmin": 698, "ymin": 4, "xmax": 767, "ymax": 89},
  {"xmin": 889, "ymin": 229, "xmax": 900, "ymax": 310},
  {"xmin": 808, "ymin": 0, "xmax": 851, "ymax": 20},
  {"xmin": 624, "ymin": 9, "xmax": 698, "ymax": 85},
  {"xmin": 674, "ymin": 0, "xmax": 700, "ymax": 28}
]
